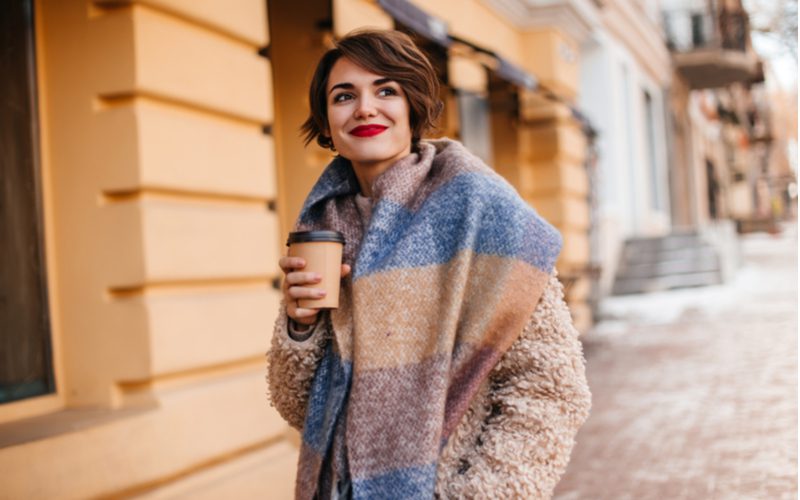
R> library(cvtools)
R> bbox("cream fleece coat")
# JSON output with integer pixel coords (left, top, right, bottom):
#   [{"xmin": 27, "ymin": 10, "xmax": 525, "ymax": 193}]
[{"xmin": 268, "ymin": 272, "xmax": 591, "ymax": 499}]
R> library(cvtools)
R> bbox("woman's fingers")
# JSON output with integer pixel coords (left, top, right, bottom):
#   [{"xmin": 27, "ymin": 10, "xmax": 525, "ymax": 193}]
[
  {"xmin": 279, "ymin": 257, "xmax": 347, "ymax": 324},
  {"xmin": 287, "ymin": 285, "xmax": 327, "ymax": 300},
  {"xmin": 281, "ymin": 256, "xmax": 350, "ymax": 280},
  {"xmin": 291, "ymin": 306, "xmax": 320, "ymax": 319},
  {"xmin": 280, "ymin": 255, "xmax": 323, "ymax": 324},
  {"xmin": 278, "ymin": 256, "xmax": 305, "ymax": 273},
  {"xmin": 286, "ymin": 300, "xmax": 319, "ymax": 323},
  {"xmin": 285, "ymin": 271, "xmax": 321, "ymax": 286}
]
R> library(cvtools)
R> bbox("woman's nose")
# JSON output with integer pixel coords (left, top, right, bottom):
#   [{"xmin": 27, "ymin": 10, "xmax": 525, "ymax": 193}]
[{"xmin": 353, "ymin": 95, "xmax": 378, "ymax": 119}]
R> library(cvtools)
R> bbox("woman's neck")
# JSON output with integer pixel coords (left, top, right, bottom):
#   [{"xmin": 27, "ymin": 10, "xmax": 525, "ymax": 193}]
[{"xmin": 350, "ymin": 151, "xmax": 411, "ymax": 197}]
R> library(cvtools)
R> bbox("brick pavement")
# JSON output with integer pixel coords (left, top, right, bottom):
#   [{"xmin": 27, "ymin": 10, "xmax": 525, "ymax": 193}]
[{"xmin": 554, "ymin": 225, "xmax": 798, "ymax": 500}]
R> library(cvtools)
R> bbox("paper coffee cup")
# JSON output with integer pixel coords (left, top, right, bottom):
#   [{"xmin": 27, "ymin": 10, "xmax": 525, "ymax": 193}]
[{"xmin": 286, "ymin": 230, "xmax": 345, "ymax": 309}]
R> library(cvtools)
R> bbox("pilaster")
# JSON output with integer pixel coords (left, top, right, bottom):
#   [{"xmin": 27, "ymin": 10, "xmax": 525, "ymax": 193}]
[{"xmin": 517, "ymin": 29, "xmax": 592, "ymax": 332}]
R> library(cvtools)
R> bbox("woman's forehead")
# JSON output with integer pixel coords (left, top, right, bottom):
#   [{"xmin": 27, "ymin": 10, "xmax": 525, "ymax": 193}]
[{"xmin": 327, "ymin": 57, "xmax": 390, "ymax": 89}]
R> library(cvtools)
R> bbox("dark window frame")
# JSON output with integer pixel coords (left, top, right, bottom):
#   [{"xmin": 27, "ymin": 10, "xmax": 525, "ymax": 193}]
[{"xmin": 0, "ymin": 0, "xmax": 56, "ymax": 405}]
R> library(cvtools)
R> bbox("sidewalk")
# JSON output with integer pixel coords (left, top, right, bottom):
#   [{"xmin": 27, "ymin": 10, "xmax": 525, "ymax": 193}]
[{"xmin": 554, "ymin": 224, "xmax": 798, "ymax": 500}]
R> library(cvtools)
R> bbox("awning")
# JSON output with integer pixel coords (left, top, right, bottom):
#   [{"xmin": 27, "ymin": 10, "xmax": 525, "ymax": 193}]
[
  {"xmin": 495, "ymin": 57, "xmax": 538, "ymax": 90},
  {"xmin": 378, "ymin": 0, "xmax": 452, "ymax": 47},
  {"xmin": 449, "ymin": 35, "xmax": 538, "ymax": 90},
  {"xmin": 571, "ymin": 108, "xmax": 598, "ymax": 139}
]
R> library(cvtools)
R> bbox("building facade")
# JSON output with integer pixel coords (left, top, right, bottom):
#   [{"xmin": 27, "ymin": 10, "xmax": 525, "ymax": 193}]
[
  {"xmin": 1, "ymin": 0, "xmax": 595, "ymax": 497},
  {"xmin": 663, "ymin": 0, "xmax": 767, "ymax": 233},
  {"xmin": 576, "ymin": 0, "xmax": 674, "ymax": 295}
]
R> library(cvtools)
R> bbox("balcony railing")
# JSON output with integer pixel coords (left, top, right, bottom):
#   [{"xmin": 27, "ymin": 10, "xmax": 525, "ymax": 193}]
[
  {"xmin": 663, "ymin": 7, "xmax": 749, "ymax": 53},
  {"xmin": 719, "ymin": 9, "xmax": 748, "ymax": 51},
  {"xmin": 663, "ymin": 3, "xmax": 762, "ymax": 89}
]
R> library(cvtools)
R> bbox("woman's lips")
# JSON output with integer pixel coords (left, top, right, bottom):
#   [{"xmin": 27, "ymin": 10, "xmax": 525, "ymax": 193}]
[{"xmin": 349, "ymin": 124, "xmax": 388, "ymax": 137}]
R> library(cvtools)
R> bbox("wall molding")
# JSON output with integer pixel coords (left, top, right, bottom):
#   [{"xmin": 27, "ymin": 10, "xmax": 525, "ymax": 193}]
[{"xmin": 480, "ymin": 0, "xmax": 600, "ymax": 43}]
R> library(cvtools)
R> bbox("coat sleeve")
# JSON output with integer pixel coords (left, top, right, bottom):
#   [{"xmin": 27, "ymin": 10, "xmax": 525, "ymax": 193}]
[
  {"xmin": 266, "ymin": 303, "xmax": 328, "ymax": 430},
  {"xmin": 437, "ymin": 274, "xmax": 592, "ymax": 499}
]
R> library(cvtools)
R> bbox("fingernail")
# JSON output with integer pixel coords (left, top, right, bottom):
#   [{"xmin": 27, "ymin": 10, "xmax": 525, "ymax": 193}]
[{"xmin": 315, "ymin": 290, "xmax": 327, "ymax": 298}]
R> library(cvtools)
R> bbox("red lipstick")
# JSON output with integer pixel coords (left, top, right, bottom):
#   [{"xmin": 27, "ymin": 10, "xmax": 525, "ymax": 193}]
[{"xmin": 349, "ymin": 124, "xmax": 388, "ymax": 137}]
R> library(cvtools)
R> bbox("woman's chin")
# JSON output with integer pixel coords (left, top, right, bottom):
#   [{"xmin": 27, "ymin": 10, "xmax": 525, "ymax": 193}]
[{"xmin": 342, "ymin": 150, "xmax": 404, "ymax": 165}]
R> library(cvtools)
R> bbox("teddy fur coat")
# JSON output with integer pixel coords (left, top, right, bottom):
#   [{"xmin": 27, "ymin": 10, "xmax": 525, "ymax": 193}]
[{"xmin": 268, "ymin": 271, "xmax": 591, "ymax": 499}]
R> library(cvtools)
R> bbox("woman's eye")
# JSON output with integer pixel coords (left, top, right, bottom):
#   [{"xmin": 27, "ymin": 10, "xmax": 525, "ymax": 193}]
[
  {"xmin": 378, "ymin": 87, "xmax": 398, "ymax": 97},
  {"xmin": 333, "ymin": 93, "xmax": 353, "ymax": 103}
]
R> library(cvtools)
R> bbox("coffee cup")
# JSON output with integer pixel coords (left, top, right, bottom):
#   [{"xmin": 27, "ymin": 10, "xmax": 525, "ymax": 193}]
[{"xmin": 286, "ymin": 230, "xmax": 345, "ymax": 309}]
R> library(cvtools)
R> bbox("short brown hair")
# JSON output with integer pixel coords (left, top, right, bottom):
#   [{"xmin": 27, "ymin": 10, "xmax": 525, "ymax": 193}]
[{"xmin": 301, "ymin": 29, "xmax": 443, "ymax": 150}]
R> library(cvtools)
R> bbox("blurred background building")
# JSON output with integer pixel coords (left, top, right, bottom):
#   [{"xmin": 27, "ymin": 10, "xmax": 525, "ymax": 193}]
[{"xmin": 0, "ymin": 0, "xmax": 795, "ymax": 498}]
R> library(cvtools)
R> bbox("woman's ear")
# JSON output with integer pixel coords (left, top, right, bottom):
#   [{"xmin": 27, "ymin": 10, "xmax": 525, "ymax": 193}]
[{"xmin": 322, "ymin": 124, "xmax": 335, "ymax": 151}]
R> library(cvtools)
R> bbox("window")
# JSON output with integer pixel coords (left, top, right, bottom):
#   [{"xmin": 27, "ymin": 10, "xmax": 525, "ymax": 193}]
[
  {"xmin": 0, "ymin": 0, "xmax": 56, "ymax": 404},
  {"xmin": 690, "ymin": 12, "xmax": 707, "ymax": 47},
  {"xmin": 456, "ymin": 90, "xmax": 492, "ymax": 165},
  {"xmin": 643, "ymin": 90, "xmax": 663, "ymax": 211}
]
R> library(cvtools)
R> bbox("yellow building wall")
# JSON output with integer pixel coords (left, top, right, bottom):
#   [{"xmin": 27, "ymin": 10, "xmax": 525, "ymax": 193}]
[
  {"xmin": 334, "ymin": 0, "xmax": 393, "ymax": 36},
  {"xmin": 521, "ymin": 29, "xmax": 581, "ymax": 100},
  {"xmin": 517, "ymin": 29, "xmax": 590, "ymax": 331},
  {"xmin": 0, "ymin": 0, "xmax": 292, "ymax": 498},
  {"xmin": 422, "ymin": 0, "xmax": 524, "ymax": 67}
]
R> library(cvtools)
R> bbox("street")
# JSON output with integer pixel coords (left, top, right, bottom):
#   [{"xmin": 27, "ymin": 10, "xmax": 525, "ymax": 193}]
[{"xmin": 555, "ymin": 224, "xmax": 798, "ymax": 500}]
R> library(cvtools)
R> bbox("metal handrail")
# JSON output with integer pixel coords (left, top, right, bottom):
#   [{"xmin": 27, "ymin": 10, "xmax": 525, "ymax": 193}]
[{"xmin": 663, "ymin": 6, "xmax": 749, "ymax": 53}]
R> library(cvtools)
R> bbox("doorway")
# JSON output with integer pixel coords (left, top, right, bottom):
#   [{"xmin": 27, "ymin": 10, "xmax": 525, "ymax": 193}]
[{"xmin": 268, "ymin": 0, "xmax": 335, "ymax": 235}]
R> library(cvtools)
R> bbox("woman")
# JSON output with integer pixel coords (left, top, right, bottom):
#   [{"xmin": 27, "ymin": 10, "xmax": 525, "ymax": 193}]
[{"xmin": 267, "ymin": 29, "xmax": 591, "ymax": 500}]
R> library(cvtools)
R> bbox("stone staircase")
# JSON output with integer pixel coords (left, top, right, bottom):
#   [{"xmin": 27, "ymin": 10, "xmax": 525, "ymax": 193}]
[{"xmin": 612, "ymin": 231, "xmax": 724, "ymax": 295}]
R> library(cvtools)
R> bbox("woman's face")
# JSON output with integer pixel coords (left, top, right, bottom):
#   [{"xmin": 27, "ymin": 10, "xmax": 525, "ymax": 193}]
[{"xmin": 325, "ymin": 57, "xmax": 412, "ymax": 169}]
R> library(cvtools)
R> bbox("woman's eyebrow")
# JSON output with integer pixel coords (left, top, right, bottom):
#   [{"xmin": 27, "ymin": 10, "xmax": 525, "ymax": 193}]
[
  {"xmin": 328, "ymin": 78, "xmax": 395, "ymax": 94},
  {"xmin": 329, "ymin": 82, "xmax": 353, "ymax": 94}
]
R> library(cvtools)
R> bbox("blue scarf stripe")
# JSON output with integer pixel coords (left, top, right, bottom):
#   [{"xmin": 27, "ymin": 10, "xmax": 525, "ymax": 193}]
[
  {"xmin": 351, "ymin": 462, "xmax": 437, "ymax": 500},
  {"xmin": 302, "ymin": 344, "xmax": 352, "ymax": 454},
  {"xmin": 298, "ymin": 157, "xmax": 356, "ymax": 226},
  {"xmin": 354, "ymin": 171, "xmax": 561, "ymax": 279}
]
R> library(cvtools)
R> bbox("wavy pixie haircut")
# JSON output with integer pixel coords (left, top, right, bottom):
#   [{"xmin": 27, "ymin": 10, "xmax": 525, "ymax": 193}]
[{"xmin": 301, "ymin": 29, "xmax": 443, "ymax": 151}]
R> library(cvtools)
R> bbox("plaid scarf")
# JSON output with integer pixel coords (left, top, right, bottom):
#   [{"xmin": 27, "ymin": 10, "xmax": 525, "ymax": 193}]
[{"xmin": 293, "ymin": 139, "xmax": 561, "ymax": 499}]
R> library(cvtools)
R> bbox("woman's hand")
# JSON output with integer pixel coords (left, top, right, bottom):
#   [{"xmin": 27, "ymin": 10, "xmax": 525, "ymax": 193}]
[{"xmin": 279, "ymin": 256, "xmax": 351, "ymax": 326}]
